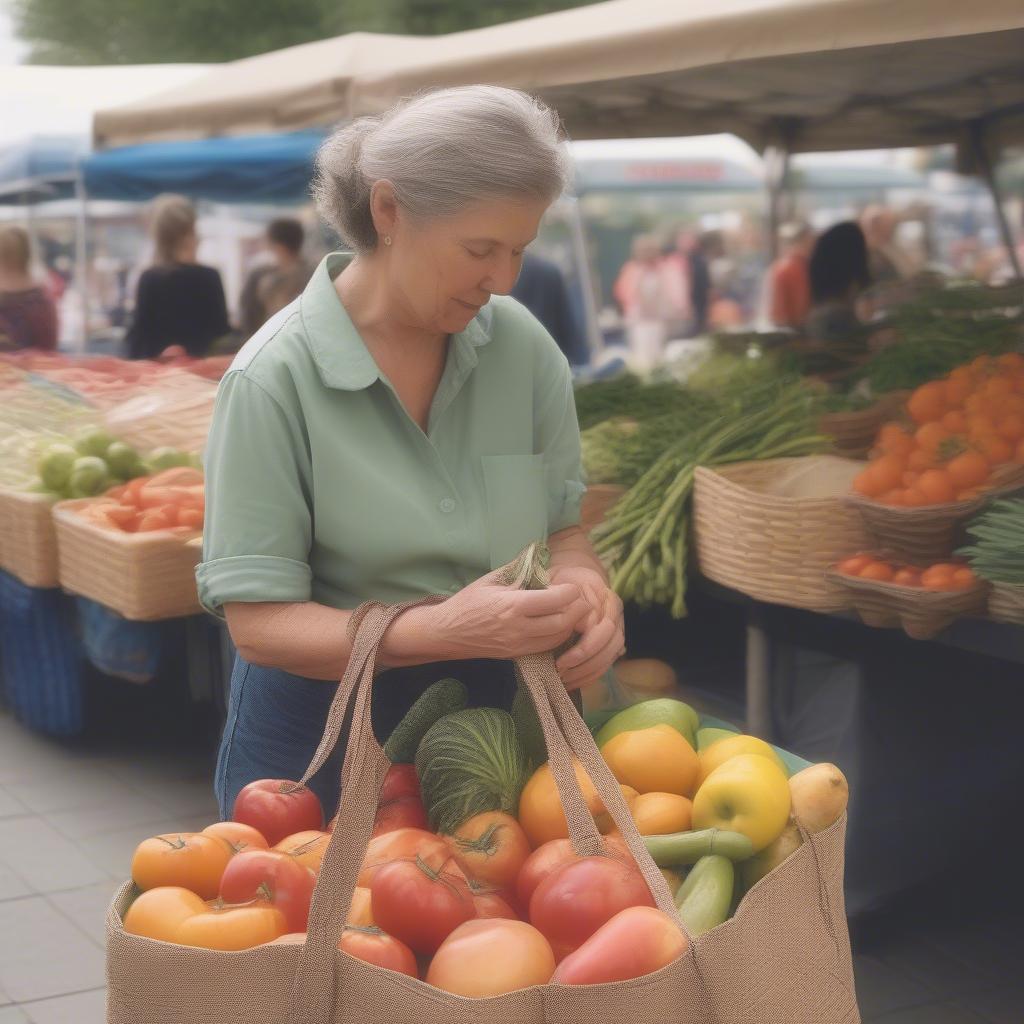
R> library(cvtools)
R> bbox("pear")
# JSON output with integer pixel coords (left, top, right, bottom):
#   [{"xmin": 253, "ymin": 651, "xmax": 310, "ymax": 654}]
[
  {"xmin": 789, "ymin": 763, "xmax": 849, "ymax": 834},
  {"xmin": 739, "ymin": 818, "xmax": 803, "ymax": 893}
]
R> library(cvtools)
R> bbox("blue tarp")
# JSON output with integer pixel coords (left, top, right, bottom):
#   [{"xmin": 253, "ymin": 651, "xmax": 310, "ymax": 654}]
[
  {"xmin": 82, "ymin": 130, "xmax": 324, "ymax": 203},
  {"xmin": 0, "ymin": 135, "xmax": 87, "ymax": 205}
]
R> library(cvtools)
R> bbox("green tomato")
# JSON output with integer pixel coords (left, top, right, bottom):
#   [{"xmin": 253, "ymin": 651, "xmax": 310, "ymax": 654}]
[
  {"xmin": 146, "ymin": 447, "xmax": 191, "ymax": 472},
  {"xmin": 74, "ymin": 428, "xmax": 116, "ymax": 459},
  {"xmin": 68, "ymin": 456, "xmax": 110, "ymax": 498},
  {"xmin": 38, "ymin": 443, "xmax": 78, "ymax": 491},
  {"xmin": 105, "ymin": 441, "xmax": 144, "ymax": 480}
]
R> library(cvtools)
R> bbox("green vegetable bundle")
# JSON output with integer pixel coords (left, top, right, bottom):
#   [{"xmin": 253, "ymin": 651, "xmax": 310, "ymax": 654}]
[
  {"xmin": 959, "ymin": 498, "xmax": 1024, "ymax": 585},
  {"xmin": 592, "ymin": 377, "xmax": 830, "ymax": 618}
]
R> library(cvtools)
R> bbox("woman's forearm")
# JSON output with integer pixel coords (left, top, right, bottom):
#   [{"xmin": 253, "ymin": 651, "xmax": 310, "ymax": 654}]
[
  {"xmin": 224, "ymin": 600, "xmax": 450, "ymax": 681},
  {"xmin": 547, "ymin": 525, "xmax": 607, "ymax": 581}
]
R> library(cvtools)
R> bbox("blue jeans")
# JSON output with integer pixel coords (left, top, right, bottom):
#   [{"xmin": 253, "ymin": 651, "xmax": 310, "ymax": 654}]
[{"xmin": 215, "ymin": 655, "xmax": 517, "ymax": 819}]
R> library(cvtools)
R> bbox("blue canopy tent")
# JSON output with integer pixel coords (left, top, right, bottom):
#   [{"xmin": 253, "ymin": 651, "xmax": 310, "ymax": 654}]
[
  {"xmin": 0, "ymin": 135, "xmax": 88, "ymax": 205},
  {"xmin": 82, "ymin": 131, "xmax": 324, "ymax": 204}
]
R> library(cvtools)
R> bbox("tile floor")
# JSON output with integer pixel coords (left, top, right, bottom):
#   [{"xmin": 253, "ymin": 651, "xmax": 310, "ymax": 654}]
[{"xmin": 1, "ymin": 693, "xmax": 1022, "ymax": 1022}]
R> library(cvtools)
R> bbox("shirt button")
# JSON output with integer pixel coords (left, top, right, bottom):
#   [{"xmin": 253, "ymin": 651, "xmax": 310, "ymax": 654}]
[{"xmin": 439, "ymin": 497, "xmax": 456, "ymax": 513}]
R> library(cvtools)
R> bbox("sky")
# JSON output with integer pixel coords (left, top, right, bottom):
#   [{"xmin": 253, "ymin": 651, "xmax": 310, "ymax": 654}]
[{"xmin": 0, "ymin": 2, "xmax": 28, "ymax": 64}]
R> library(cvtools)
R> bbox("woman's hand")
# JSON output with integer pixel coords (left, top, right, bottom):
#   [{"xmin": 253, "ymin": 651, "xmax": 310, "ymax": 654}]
[
  {"xmin": 389, "ymin": 570, "xmax": 592, "ymax": 664},
  {"xmin": 549, "ymin": 566, "xmax": 625, "ymax": 691}
]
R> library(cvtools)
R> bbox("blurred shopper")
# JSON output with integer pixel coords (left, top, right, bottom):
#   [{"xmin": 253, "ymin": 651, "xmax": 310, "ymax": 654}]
[
  {"xmin": 0, "ymin": 225, "xmax": 58, "ymax": 351},
  {"xmin": 125, "ymin": 194, "xmax": 230, "ymax": 360},
  {"xmin": 802, "ymin": 220, "xmax": 876, "ymax": 376},
  {"xmin": 238, "ymin": 217, "xmax": 314, "ymax": 337},
  {"xmin": 860, "ymin": 205, "xmax": 915, "ymax": 284},
  {"xmin": 511, "ymin": 251, "xmax": 588, "ymax": 366},
  {"xmin": 614, "ymin": 235, "xmax": 684, "ymax": 369},
  {"xmin": 768, "ymin": 221, "xmax": 814, "ymax": 330},
  {"xmin": 687, "ymin": 231, "xmax": 721, "ymax": 336}
]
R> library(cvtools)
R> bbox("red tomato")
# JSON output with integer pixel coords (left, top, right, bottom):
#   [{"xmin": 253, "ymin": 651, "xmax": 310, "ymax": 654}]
[
  {"xmin": 357, "ymin": 827, "xmax": 450, "ymax": 888},
  {"xmin": 379, "ymin": 764, "xmax": 421, "ymax": 803},
  {"xmin": 201, "ymin": 821, "xmax": 268, "ymax": 854},
  {"xmin": 426, "ymin": 919, "xmax": 555, "ymax": 997},
  {"xmin": 232, "ymin": 780, "xmax": 324, "ymax": 847},
  {"xmin": 340, "ymin": 925, "xmax": 418, "ymax": 978},
  {"xmin": 373, "ymin": 796, "xmax": 428, "ymax": 837},
  {"xmin": 219, "ymin": 849, "xmax": 316, "ymax": 933},
  {"xmin": 471, "ymin": 886, "xmax": 520, "ymax": 920},
  {"xmin": 515, "ymin": 839, "xmax": 581, "ymax": 912},
  {"xmin": 529, "ymin": 855, "xmax": 655, "ymax": 961},
  {"xmin": 553, "ymin": 906, "xmax": 688, "ymax": 985},
  {"xmin": 447, "ymin": 811, "xmax": 531, "ymax": 891},
  {"xmin": 369, "ymin": 857, "xmax": 474, "ymax": 954}
]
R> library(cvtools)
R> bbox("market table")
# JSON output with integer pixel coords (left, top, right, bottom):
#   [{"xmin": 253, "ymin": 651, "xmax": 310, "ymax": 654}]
[{"xmin": 693, "ymin": 575, "xmax": 1024, "ymax": 740}]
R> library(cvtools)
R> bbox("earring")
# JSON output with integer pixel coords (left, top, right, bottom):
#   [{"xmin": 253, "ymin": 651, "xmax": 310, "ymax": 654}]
[{"xmin": 383, "ymin": 235, "xmax": 392, "ymax": 247}]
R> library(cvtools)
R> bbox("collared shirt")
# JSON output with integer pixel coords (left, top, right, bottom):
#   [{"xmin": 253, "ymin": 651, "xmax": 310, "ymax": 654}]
[{"xmin": 196, "ymin": 252, "xmax": 584, "ymax": 614}]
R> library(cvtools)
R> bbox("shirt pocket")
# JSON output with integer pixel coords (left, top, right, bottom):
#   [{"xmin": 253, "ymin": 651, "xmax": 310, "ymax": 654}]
[{"xmin": 481, "ymin": 453, "xmax": 549, "ymax": 570}]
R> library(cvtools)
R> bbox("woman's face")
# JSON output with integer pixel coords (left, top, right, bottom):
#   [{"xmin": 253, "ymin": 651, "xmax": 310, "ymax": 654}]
[{"xmin": 386, "ymin": 195, "xmax": 549, "ymax": 335}]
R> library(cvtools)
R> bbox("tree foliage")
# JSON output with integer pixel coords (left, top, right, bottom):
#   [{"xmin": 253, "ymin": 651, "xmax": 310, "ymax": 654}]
[{"xmin": 13, "ymin": 0, "xmax": 596, "ymax": 65}]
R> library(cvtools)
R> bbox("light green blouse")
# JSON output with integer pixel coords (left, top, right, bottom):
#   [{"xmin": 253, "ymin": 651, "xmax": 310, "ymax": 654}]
[{"xmin": 196, "ymin": 252, "xmax": 584, "ymax": 614}]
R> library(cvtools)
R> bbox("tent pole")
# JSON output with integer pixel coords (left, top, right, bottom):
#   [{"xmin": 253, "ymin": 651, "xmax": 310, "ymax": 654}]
[
  {"xmin": 74, "ymin": 172, "xmax": 89, "ymax": 353},
  {"xmin": 969, "ymin": 120, "xmax": 1022, "ymax": 281},
  {"xmin": 566, "ymin": 195, "xmax": 603, "ymax": 356},
  {"xmin": 766, "ymin": 145, "xmax": 790, "ymax": 262}
]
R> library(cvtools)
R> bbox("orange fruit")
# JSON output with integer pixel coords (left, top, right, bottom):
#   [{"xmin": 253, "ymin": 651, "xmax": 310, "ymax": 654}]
[
  {"xmin": 629, "ymin": 792, "xmax": 693, "ymax": 836},
  {"xmin": 518, "ymin": 758, "xmax": 603, "ymax": 848},
  {"xmin": 907, "ymin": 382, "xmax": 947, "ymax": 424},
  {"xmin": 600, "ymin": 724, "xmax": 699, "ymax": 797},
  {"xmin": 859, "ymin": 561, "xmax": 895, "ymax": 582}
]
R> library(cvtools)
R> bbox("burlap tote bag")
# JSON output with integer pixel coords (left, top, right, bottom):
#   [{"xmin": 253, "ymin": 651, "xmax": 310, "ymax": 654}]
[{"xmin": 107, "ymin": 548, "xmax": 859, "ymax": 1023}]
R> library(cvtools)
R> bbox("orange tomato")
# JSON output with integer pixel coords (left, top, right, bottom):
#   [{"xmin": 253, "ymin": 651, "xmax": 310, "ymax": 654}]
[
  {"xmin": 944, "ymin": 376, "xmax": 973, "ymax": 408},
  {"xmin": 983, "ymin": 377, "xmax": 1013, "ymax": 401},
  {"xmin": 852, "ymin": 466, "xmax": 880, "ymax": 497},
  {"xmin": 970, "ymin": 355, "xmax": 992, "ymax": 374},
  {"xmin": 202, "ymin": 821, "xmax": 269, "ymax": 854},
  {"xmin": 859, "ymin": 561, "xmax": 895, "ymax": 582},
  {"xmin": 340, "ymin": 925, "xmax": 419, "ymax": 978},
  {"xmin": 347, "ymin": 886, "xmax": 375, "ymax": 927},
  {"xmin": 629, "ymin": 793, "xmax": 693, "ymax": 836},
  {"xmin": 878, "ymin": 489, "xmax": 906, "ymax": 506},
  {"xmin": 1017, "ymin": 437, "xmax": 1024, "ymax": 463},
  {"xmin": 974, "ymin": 434, "xmax": 1014, "ymax": 465},
  {"xmin": 175, "ymin": 902, "xmax": 288, "ymax": 950},
  {"xmin": 941, "ymin": 409, "xmax": 968, "ymax": 434},
  {"xmin": 997, "ymin": 414, "xmax": 1024, "ymax": 443},
  {"xmin": 920, "ymin": 564, "xmax": 960, "ymax": 591},
  {"xmin": 906, "ymin": 447, "xmax": 937, "ymax": 472},
  {"xmin": 907, "ymin": 382, "xmax": 947, "ymax": 424},
  {"xmin": 946, "ymin": 450, "xmax": 990, "ymax": 491},
  {"xmin": 176, "ymin": 507, "xmax": 204, "ymax": 530},
  {"xmin": 967, "ymin": 414, "xmax": 998, "ymax": 441},
  {"xmin": 447, "ymin": 812, "xmax": 531, "ymax": 891},
  {"xmin": 869, "ymin": 454, "xmax": 906, "ymax": 493},
  {"xmin": 997, "ymin": 352, "xmax": 1024, "ymax": 375},
  {"xmin": 914, "ymin": 422, "xmax": 949, "ymax": 452},
  {"xmin": 903, "ymin": 486, "xmax": 929, "ymax": 507},
  {"xmin": 951, "ymin": 567, "xmax": 978, "ymax": 590},
  {"xmin": 518, "ymin": 759, "xmax": 605, "ymax": 848},
  {"xmin": 916, "ymin": 469, "xmax": 955, "ymax": 505},
  {"xmin": 136, "ymin": 508, "xmax": 175, "ymax": 532},
  {"xmin": 837, "ymin": 554, "xmax": 873, "ymax": 576},
  {"xmin": 273, "ymin": 830, "xmax": 330, "ymax": 874},
  {"xmin": 122, "ymin": 886, "xmax": 206, "ymax": 942},
  {"xmin": 877, "ymin": 424, "xmax": 914, "ymax": 456},
  {"xmin": 892, "ymin": 568, "xmax": 921, "ymax": 587},
  {"xmin": 131, "ymin": 833, "xmax": 233, "ymax": 900}
]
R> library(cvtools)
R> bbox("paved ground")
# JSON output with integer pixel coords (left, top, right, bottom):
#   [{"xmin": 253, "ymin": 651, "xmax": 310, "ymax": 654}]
[{"xmin": 1, "ymin": 691, "xmax": 1022, "ymax": 1022}]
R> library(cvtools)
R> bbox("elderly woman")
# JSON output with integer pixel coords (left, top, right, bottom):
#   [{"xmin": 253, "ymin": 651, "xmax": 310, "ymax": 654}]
[{"xmin": 199, "ymin": 86, "xmax": 624, "ymax": 818}]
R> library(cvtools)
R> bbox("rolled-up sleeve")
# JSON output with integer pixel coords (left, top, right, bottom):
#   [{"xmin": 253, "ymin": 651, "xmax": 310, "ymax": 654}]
[
  {"xmin": 535, "ymin": 345, "xmax": 585, "ymax": 534},
  {"xmin": 196, "ymin": 371, "xmax": 313, "ymax": 615}
]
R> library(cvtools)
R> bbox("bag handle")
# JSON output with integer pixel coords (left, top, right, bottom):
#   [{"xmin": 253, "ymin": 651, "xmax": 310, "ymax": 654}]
[{"xmin": 289, "ymin": 549, "xmax": 681, "ymax": 1022}]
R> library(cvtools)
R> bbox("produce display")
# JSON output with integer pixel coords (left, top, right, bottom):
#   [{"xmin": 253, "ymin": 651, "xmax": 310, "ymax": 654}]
[
  {"xmin": 71, "ymin": 467, "xmax": 205, "ymax": 533},
  {"xmin": 836, "ymin": 553, "xmax": 980, "ymax": 591},
  {"xmin": 852, "ymin": 353, "xmax": 1024, "ymax": 506},
  {"xmin": 959, "ymin": 498, "xmax": 1024, "ymax": 586},
  {"xmin": 119, "ymin": 690, "xmax": 848, "ymax": 996}
]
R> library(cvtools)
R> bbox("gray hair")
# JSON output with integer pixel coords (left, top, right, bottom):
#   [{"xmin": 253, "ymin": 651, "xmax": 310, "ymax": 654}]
[{"xmin": 313, "ymin": 86, "xmax": 572, "ymax": 252}]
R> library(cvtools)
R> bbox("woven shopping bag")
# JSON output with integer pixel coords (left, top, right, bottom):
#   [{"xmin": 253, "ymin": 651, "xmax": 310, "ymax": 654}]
[{"xmin": 106, "ymin": 547, "xmax": 859, "ymax": 1023}]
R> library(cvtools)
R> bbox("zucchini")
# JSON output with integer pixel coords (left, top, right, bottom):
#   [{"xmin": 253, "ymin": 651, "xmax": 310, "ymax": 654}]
[
  {"xmin": 643, "ymin": 828, "xmax": 753, "ymax": 867},
  {"xmin": 383, "ymin": 677, "xmax": 467, "ymax": 763},
  {"xmin": 676, "ymin": 855, "xmax": 734, "ymax": 936}
]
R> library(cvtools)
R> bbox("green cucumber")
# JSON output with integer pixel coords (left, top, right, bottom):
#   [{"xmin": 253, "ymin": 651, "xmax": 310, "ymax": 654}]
[
  {"xmin": 643, "ymin": 828, "xmax": 753, "ymax": 867},
  {"xmin": 383, "ymin": 678, "xmax": 467, "ymax": 763},
  {"xmin": 676, "ymin": 855, "xmax": 734, "ymax": 936}
]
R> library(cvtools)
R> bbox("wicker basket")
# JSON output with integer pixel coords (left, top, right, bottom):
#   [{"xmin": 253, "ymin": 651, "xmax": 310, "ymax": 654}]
[
  {"xmin": 825, "ymin": 567, "xmax": 989, "ymax": 639},
  {"xmin": 845, "ymin": 463, "xmax": 1024, "ymax": 564},
  {"xmin": 580, "ymin": 484, "xmax": 626, "ymax": 536},
  {"xmin": 0, "ymin": 488, "xmax": 59, "ymax": 588},
  {"xmin": 692, "ymin": 455, "xmax": 871, "ymax": 611},
  {"xmin": 52, "ymin": 499, "xmax": 202, "ymax": 621},
  {"xmin": 988, "ymin": 582, "xmax": 1024, "ymax": 626},
  {"xmin": 819, "ymin": 391, "xmax": 909, "ymax": 459}
]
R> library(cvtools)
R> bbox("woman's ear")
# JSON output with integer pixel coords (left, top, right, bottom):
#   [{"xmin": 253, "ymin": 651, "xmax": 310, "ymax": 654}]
[{"xmin": 369, "ymin": 180, "xmax": 400, "ymax": 243}]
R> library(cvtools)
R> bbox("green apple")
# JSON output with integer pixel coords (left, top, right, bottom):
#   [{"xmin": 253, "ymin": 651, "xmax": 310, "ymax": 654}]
[
  {"xmin": 68, "ymin": 456, "xmax": 110, "ymax": 497},
  {"xmin": 74, "ymin": 428, "xmax": 115, "ymax": 459},
  {"xmin": 696, "ymin": 727, "xmax": 739, "ymax": 753},
  {"xmin": 146, "ymin": 447, "xmax": 191, "ymax": 472},
  {"xmin": 105, "ymin": 441, "xmax": 145, "ymax": 480},
  {"xmin": 37, "ymin": 443, "xmax": 78, "ymax": 491},
  {"xmin": 595, "ymin": 698, "xmax": 699, "ymax": 750},
  {"xmin": 692, "ymin": 753, "xmax": 791, "ymax": 853}
]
